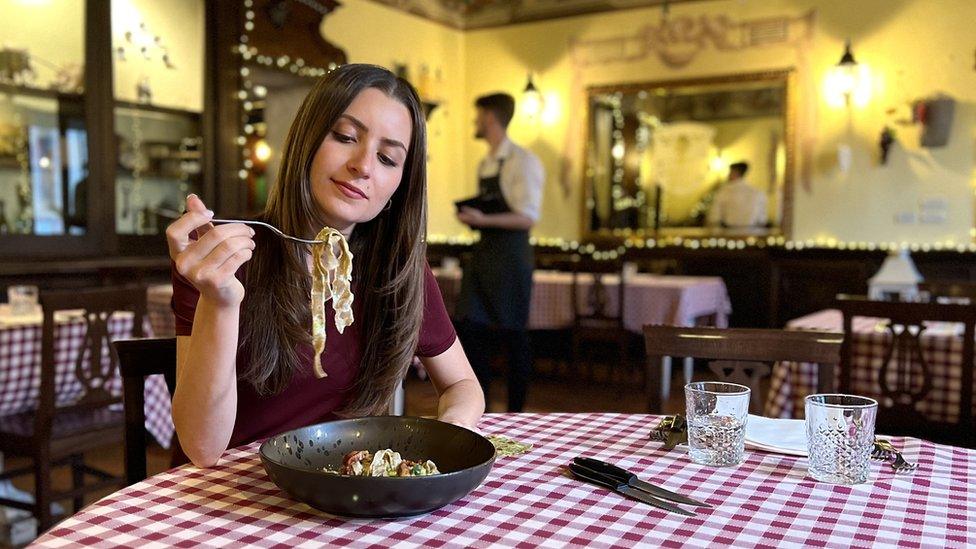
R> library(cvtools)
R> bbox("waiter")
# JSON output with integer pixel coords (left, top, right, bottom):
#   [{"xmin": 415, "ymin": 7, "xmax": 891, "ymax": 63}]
[{"xmin": 455, "ymin": 92, "xmax": 545, "ymax": 412}]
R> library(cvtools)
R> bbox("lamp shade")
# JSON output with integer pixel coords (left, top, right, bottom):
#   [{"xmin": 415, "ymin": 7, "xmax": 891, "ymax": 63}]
[
  {"xmin": 868, "ymin": 249, "xmax": 923, "ymax": 301},
  {"xmin": 825, "ymin": 40, "xmax": 870, "ymax": 107},
  {"xmin": 522, "ymin": 73, "xmax": 542, "ymax": 117}
]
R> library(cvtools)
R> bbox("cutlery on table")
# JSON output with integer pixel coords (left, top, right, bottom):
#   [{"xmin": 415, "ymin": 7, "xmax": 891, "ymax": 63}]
[
  {"xmin": 573, "ymin": 457, "xmax": 712, "ymax": 507},
  {"xmin": 568, "ymin": 462, "xmax": 697, "ymax": 517},
  {"xmin": 871, "ymin": 439, "xmax": 918, "ymax": 473}
]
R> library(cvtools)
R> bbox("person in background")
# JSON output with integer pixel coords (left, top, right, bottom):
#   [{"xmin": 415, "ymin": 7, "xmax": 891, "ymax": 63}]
[
  {"xmin": 706, "ymin": 161, "xmax": 767, "ymax": 229},
  {"xmin": 455, "ymin": 92, "xmax": 545, "ymax": 412},
  {"xmin": 165, "ymin": 64, "xmax": 483, "ymax": 468}
]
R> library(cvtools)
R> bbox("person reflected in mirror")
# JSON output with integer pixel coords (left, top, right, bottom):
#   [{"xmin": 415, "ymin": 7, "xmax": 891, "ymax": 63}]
[
  {"xmin": 455, "ymin": 92, "xmax": 544, "ymax": 412},
  {"xmin": 706, "ymin": 161, "xmax": 767, "ymax": 229},
  {"xmin": 165, "ymin": 65, "xmax": 484, "ymax": 468}
]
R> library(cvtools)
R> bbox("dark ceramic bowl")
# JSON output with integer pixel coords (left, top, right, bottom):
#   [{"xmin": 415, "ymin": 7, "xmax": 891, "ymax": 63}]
[{"xmin": 259, "ymin": 416, "xmax": 495, "ymax": 518}]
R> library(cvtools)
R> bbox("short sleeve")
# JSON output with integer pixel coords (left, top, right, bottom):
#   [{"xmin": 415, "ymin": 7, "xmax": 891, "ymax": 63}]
[
  {"xmin": 416, "ymin": 263, "xmax": 457, "ymax": 357},
  {"xmin": 500, "ymin": 147, "xmax": 544, "ymax": 222}
]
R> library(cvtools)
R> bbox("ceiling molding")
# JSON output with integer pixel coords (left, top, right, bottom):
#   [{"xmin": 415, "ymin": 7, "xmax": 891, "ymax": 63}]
[{"xmin": 364, "ymin": 0, "xmax": 707, "ymax": 30}]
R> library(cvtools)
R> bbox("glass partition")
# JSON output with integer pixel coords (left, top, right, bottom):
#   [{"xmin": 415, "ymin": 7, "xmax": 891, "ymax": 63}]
[{"xmin": 0, "ymin": 0, "xmax": 86, "ymax": 236}]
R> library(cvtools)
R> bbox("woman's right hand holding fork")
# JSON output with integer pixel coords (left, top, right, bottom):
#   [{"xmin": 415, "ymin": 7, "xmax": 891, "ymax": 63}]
[{"xmin": 165, "ymin": 193, "xmax": 256, "ymax": 308}]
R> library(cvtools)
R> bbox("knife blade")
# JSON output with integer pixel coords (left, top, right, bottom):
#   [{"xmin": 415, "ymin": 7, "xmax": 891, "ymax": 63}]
[
  {"xmin": 568, "ymin": 463, "xmax": 696, "ymax": 517},
  {"xmin": 573, "ymin": 457, "xmax": 711, "ymax": 508}
]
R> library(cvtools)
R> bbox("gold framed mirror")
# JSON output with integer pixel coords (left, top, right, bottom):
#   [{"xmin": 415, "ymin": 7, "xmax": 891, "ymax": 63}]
[{"xmin": 581, "ymin": 70, "xmax": 795, "ymax": 240}]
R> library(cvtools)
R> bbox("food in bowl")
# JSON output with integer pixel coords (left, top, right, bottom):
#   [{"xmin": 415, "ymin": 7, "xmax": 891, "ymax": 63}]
[{"xmin": 325, "ymin": 449, "xmax": 441, "ymax": 477}]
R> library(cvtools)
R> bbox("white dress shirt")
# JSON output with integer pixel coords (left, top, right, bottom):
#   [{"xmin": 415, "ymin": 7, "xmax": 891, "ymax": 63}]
[
  {"xmin": 477, "ymin": 138, "xmax": 545, "ymax": 222},
  {"xmin": 707, "ymin": 179, "xmax": 768, "ymax": 228}
]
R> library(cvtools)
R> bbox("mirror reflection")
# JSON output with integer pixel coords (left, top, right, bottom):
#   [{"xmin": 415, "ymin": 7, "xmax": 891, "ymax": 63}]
[{"xmin": 584, "ymin": 71, "xmax": 792, "ymax": 237}]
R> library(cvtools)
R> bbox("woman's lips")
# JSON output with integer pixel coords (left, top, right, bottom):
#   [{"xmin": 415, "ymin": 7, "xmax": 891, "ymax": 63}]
[{"xmin": 332, "ymin": 179, "xmax": 368, "ymax": 200}]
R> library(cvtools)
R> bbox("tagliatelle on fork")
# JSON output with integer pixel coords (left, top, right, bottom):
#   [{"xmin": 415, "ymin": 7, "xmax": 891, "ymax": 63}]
[{"xmin": 310, "ymin": 226, "xmax": 354, "ymax": 378}]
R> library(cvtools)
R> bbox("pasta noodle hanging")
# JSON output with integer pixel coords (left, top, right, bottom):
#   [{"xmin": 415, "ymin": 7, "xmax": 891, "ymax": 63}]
[{"xmin": 310, "ymin": 227, "xmax": 354, "ymax": 378}]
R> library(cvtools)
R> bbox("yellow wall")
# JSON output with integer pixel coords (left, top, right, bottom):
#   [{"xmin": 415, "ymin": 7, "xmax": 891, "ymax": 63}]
[
  {"xmin": 111, "ymin": 0, "xmax": 204, "ymax": 111},
  {"xmin": 0, "ymin": 0, "xmax": 85, "ymax": 87},
  {"xmin": 322, "ymin": 0, "xmax": 467, "ymax": 237},
  {"xmin": 323, "ymin": 0, "xmax": 976, "ymax": 244},
  {"xmin": 461, "ymin": 0, "xmax": 976, "ymax": 244}
]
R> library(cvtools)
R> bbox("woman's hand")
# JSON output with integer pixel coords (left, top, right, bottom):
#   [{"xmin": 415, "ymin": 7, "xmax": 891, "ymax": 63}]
[{"xmin": 165, "ymin": 194, "xmax": 255, "ymax": 307}]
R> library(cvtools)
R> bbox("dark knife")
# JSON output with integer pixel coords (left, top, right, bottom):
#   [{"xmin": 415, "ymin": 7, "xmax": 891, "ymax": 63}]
[
  {"xmin": 568, "ymin": 463, "xmax": 696, "ymax": 517},
  {"xmin": 573, "ymin": 457, "xmax": 711, "ymax": 508}
]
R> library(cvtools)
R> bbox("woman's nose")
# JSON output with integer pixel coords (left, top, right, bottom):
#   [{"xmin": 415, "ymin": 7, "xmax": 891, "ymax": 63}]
[{"xmin": 346, "ymin": 146, "xmax": 371, "ymax": 179}]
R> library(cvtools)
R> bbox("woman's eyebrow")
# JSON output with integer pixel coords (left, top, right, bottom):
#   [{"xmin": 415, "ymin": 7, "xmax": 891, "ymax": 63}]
[{"xmin": 338, "ymin": 114, "xmax": 407, "ymax": 152}]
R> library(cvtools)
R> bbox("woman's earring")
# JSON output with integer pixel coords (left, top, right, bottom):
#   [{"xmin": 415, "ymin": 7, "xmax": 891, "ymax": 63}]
[{"xmin": 384, "ymin": 199, "xmax": 393, "ymax": 211}]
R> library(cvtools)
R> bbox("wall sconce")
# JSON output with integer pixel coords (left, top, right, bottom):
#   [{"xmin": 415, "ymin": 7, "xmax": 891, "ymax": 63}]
[
  {"xmin": 522, "ymin": 73, "xmax": 542, "ymax": 117},
  {"xmin": 825, "ymin": 39, "xmax": 870, "ymax": 107}
]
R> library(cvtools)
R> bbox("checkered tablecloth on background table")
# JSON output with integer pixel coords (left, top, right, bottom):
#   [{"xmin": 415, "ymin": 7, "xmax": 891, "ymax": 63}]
[
  {"xmin": 0, "ymin": 311, "xmax": 173, "ymax": 448},
  {"xmin": 765, "ymin": 309, "xmax": 973, "ymax": 423},
  {"xmin": 31, "ymin": 413, "xmax": 975, "ymax": 548},
  {"xmin": 434, "ymin": 269, "xmax": 731, "ymax": 331},
  {"xmin": 147, "ymin": 284, "xmax": 176, "ymax": 338}
]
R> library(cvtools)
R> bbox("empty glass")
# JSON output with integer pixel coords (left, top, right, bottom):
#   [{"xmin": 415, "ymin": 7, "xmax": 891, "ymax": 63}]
[
  {"xmin": 685, "ymin": 382, "xmax": 750, "ymax": 466},
  {"xmin": 805, "ymin": 394, "xmax": 878, "ymax": 484},
  {"xmin": 7, "ymin": 285, "xmax": 39, "ymax": 316}
]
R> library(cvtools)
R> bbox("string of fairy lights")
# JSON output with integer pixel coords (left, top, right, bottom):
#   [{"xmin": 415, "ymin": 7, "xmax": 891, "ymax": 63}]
[
  {"xmin": 235, "ymin": 0, "xmax": 338, "ymax": 186},
  {"xmin": 425, "ymin": 232, "xmax": 976, "ymax": 260}
]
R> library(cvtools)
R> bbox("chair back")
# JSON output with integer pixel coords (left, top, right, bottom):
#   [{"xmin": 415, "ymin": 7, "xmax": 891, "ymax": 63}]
[
  {"xmin": 643, "ymin": 325, "xmax": 842, "ymax": 414},
  {"xmin": 113, "ymin": 337, "xmax": 177, "ymax": 485},
  {"xmin": 35, "ymin": 286, "xmax": 147, "ymax": 440},
  {"xmin": 836, "ymin": 295, "xmax": 975, "ymax": 446},
  {"xmin": 547, "ymin": 254, "xmax": 625, "ymax": 328}
]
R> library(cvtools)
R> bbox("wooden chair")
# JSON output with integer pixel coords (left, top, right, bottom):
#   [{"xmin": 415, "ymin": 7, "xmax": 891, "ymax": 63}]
[
  {"xmin": 113, "ymin": 337, "xmax": 177, "ymax": 485},
  {"xmin": 550, "ymin": 254, "xmax": 632, "ymax": 380},
  {"xmin": 0, "ymin": 286, "xmax": 147, "ymax": 530},
  {"xmin": 836, "ymin": 295, "xmax": 976, "ymax": 447},
  {"xmin": 643, "ymin": 325, "xmax": 842, "ymax": 414}
]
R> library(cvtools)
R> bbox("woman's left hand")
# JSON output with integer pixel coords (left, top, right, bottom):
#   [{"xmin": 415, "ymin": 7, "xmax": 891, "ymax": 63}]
[{"xmin": 439, "ymin": 415, "xmax": 480, "ymax": 433}]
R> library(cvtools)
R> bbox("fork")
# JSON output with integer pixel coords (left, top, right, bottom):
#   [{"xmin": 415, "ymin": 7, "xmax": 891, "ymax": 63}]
[
  {"xmin": 871, "ymin": 439, "xmax": 918, "ymax": 473},
  {"xmin": 156, "ymin": 208, "xmax": 327, "ymax": 245}
]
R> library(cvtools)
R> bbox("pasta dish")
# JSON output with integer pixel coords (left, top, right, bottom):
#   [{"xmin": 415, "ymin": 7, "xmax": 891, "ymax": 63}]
[{"xmin": 331, "ymin": 449, "xmax": 441, "ymax": 477}]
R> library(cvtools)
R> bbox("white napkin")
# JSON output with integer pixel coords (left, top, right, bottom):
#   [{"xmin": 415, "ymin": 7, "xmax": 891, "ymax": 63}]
[{"xmin": 744, "ymin": 414, "xmax": 808, "ymax": 457}]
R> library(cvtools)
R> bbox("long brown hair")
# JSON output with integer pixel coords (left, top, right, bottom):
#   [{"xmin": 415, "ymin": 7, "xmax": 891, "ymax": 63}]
[{"xmin": 239, "ymin": 64, "xmax": 428, "ymax": 416}]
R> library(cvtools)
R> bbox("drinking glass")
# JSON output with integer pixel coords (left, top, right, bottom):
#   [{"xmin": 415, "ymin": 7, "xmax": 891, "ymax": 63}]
[
  {"xmin": 7, "ymin": 285, "xmax": 38, "ymax": 316},
  {"xmin": 805, "ymin": 394, "xmax": 878, "ymax": 484},
  {"xmin": 685, "ymin": 382, "xmax": 750, "ymax": 466}
]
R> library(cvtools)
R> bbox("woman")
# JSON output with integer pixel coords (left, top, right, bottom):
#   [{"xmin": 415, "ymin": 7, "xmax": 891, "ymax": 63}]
[{"xmin": 165, "ymin": 64, "xmax": 484, "ymax": 468}]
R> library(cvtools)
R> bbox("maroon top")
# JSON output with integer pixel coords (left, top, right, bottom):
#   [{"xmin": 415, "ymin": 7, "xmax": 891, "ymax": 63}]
[{"xmin": 171, "ymin": 262, "xmax": 456, "ymax": 458}]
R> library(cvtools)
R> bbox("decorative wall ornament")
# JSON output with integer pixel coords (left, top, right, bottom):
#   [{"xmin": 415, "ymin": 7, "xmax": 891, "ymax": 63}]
[{"xmin": 569, "ymin": 11, "xmax": 815, "ymax": 69}]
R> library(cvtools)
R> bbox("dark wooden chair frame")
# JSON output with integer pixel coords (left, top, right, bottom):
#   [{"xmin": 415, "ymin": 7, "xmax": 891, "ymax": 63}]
[
  {"xmin": 0, "ymin": 286, "xmax": 147, "ymax": 530},
  {"xmin": 113, "ymin": 337, "xmax": 177, "ymax": 485},
  {"xmin": 556, "ymin": 254, "xmax": 633, "ymax": 380},
  {"xmin": 836, "ymin": 295, "xmax": 976, "ymax": 447},
  {"xmin": 643, "ymin": 325, "xmax": 842, "ymax": 414}
]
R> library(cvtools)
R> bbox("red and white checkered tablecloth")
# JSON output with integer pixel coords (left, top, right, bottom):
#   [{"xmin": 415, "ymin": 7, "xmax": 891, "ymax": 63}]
[
  {"xmin": 147, "ymin": 284, "xmax": 176, "ymax": 338},
  {"xmin": 765, "ymin": 309, "xmax": 974, "ymax": 424},
  {"xmin": 0, "ymin": 312, "xmax": 173, "ymax": 449},
  {"xmin": 31, "ymin": 413, "xmax": 976, "ymax": 548},
  {"xmin": 435, "ymin": 269, "xmax": 731, "ymax": 332}
]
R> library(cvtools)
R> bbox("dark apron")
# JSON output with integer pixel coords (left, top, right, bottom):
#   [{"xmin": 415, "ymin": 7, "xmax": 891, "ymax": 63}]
[{"xmin": 456, "ymin": 160, "xmax": 533, "ymax": 330}]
